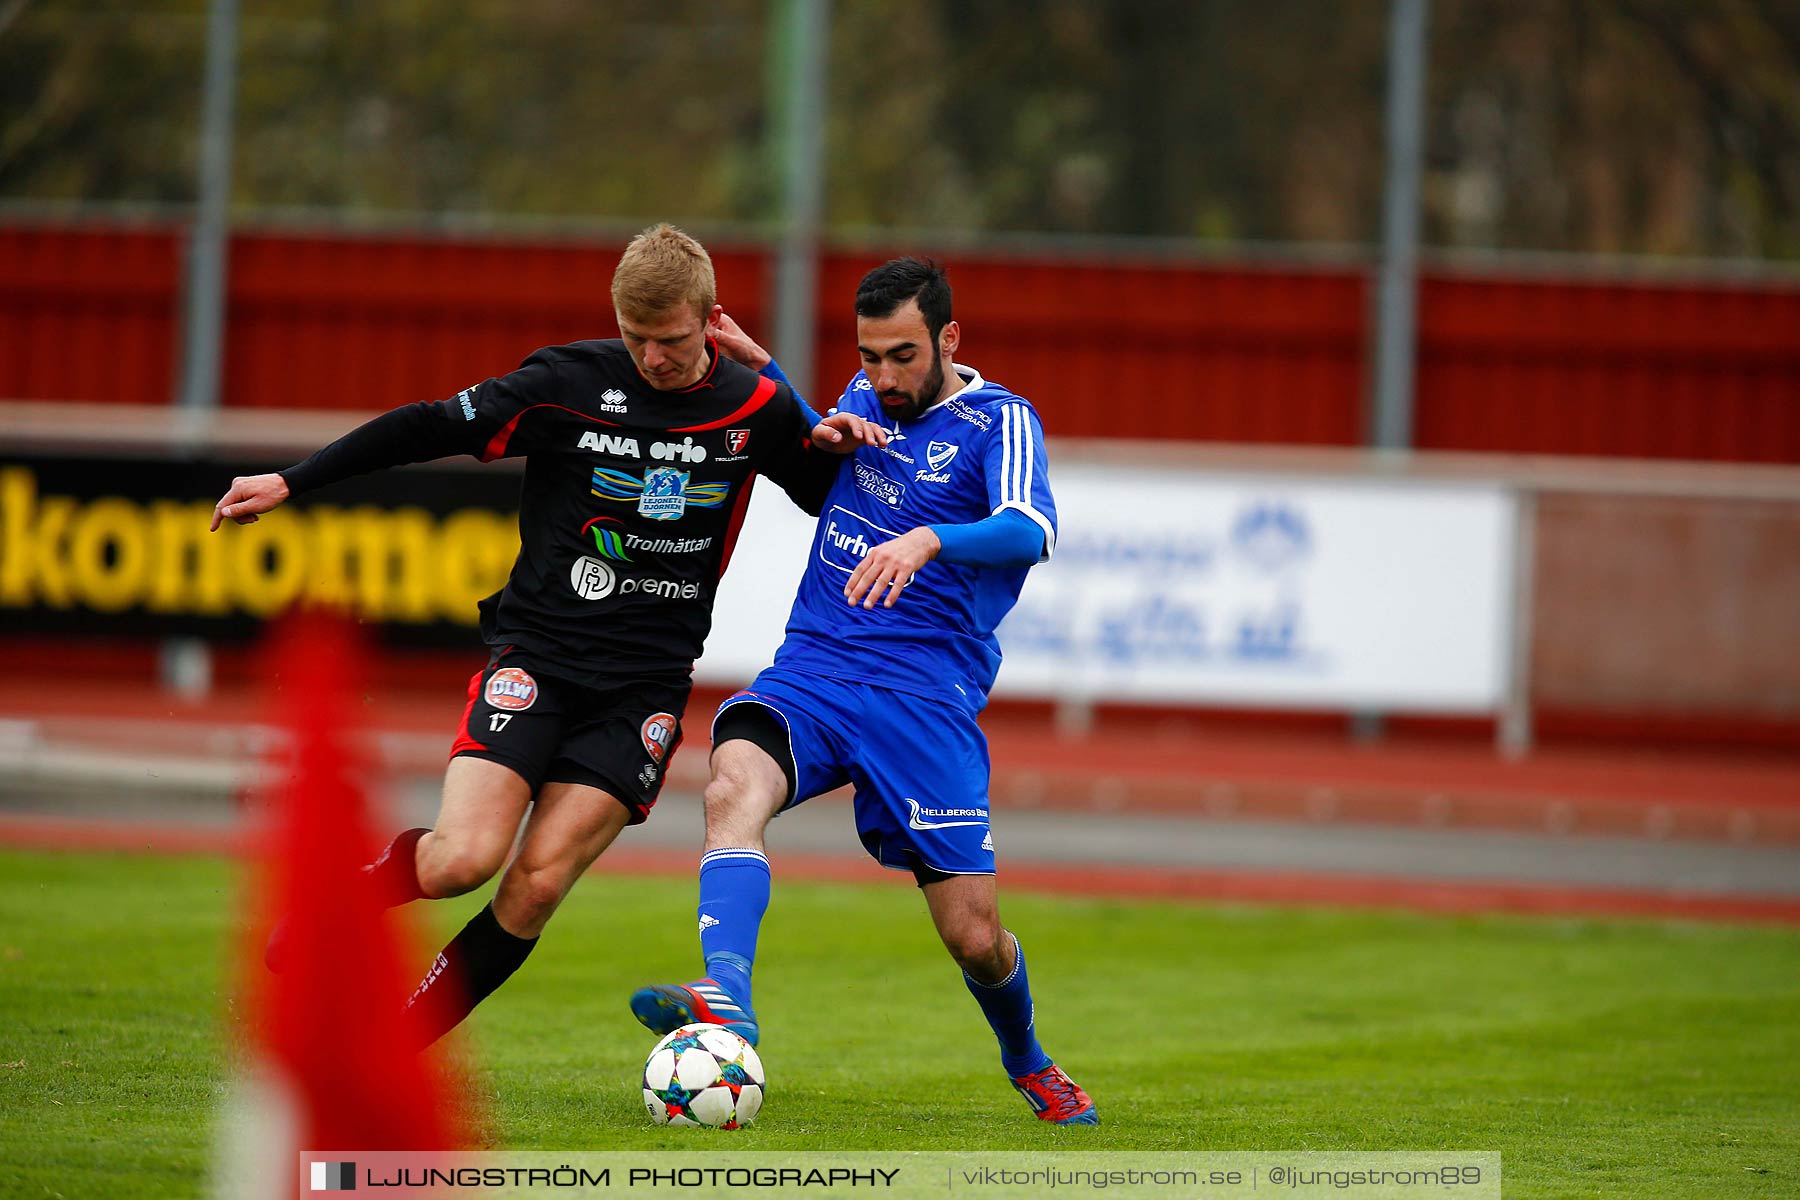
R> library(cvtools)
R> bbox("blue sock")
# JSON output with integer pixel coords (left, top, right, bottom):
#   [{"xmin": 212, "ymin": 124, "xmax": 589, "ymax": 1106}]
[
  {"xmin": 964, "ymin": 931, "xmax": 1051, "ymax": 1078},
  {"xmin": 697, "ymin": 847, "xmax": 770, "ymax": 1011}
]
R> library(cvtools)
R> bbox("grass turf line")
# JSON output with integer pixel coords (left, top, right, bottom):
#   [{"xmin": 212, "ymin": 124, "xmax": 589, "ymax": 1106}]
[{"xmin": 0, "ymin": 848, "xmax": 1795, "ymax": 1199}]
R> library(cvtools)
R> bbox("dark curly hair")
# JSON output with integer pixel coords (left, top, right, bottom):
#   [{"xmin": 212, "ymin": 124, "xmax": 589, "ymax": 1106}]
[{"xmin": 854, "ymin": 257, "xmax": 952, "ymax": 342}]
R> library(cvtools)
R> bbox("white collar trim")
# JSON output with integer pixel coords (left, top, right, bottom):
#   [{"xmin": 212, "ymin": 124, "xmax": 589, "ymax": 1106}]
[{"xmin": 893, "ymin": 364, "xmax": 985, "ymax": 428}]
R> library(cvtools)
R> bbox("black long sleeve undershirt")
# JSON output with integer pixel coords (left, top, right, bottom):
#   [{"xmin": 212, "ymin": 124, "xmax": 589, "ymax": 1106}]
[
  {"xmin": 278, "ymin": 380, "xmax": 846, "ymax": 515},
  {"xmin": 278, "ymin": 401, "xmax": 476, "ymax": 496}
]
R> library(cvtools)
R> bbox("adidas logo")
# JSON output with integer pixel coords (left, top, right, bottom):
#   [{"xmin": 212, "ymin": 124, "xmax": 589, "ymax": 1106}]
[{"xmin": 698, "ymin": 914, "xmax": 721, "ymax": 934}]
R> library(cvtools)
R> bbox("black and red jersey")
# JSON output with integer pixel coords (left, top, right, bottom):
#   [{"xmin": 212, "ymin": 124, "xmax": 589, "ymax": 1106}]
[{"xmin": 280, "ymin": 338, "xmax": 838, "ymax": 686}]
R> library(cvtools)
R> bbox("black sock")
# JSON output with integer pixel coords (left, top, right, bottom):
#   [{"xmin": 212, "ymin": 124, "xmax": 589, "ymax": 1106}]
[
  {"xmin": 264, "ymin": 826, "xmax": 432, "ymax": 976},
  {"xmin": 364, "ymin": 827, "xmax": 430, "ymax": 908},
  {"xmin": 401, "ymin": 902, "xmax": 537, "ymax": 1049}
]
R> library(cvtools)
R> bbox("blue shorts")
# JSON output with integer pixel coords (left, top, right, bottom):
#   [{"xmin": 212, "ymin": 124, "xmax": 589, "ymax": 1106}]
[{"xmin": 712, "ymin": 667, "xmax": 995, "ymax": 877}]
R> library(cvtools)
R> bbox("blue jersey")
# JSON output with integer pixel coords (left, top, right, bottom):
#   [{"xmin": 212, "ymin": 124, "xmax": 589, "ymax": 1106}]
[{"xmin": 769, "ymin": 364, "xmax": 1057, "ymax": 707}]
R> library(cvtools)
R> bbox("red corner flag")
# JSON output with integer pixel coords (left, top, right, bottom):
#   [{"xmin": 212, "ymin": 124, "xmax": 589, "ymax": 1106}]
[{"xmin": 220, "ymin": 614, "xmax": 466, "ymax": 1196}]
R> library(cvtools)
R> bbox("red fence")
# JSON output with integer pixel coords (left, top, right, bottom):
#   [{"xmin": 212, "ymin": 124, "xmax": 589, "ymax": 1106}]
[
  {"xmin": 0, "ymin": 224, "xmax": 180, "ymax": 408},
  {"xmin": 1415, "ymin": 274, "xmax": 1800, "ymax": 461},
  {"xmin": 3, "ymin": 219, "xmax": 1797, "ymax": 461}
]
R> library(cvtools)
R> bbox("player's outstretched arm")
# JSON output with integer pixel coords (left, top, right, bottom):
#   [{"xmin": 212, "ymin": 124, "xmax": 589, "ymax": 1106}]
[
  {"xmin": 207, "ymin": 367, "xmax": 543, "ymax": 536},
  {"xmin": 210, "ymin": 472, "xmax": 291, "ymax": 530}
]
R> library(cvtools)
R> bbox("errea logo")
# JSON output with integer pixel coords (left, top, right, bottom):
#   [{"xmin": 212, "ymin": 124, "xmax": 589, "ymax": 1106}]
[{"xmin": 600, "ymin": 389, "xmax": 629, "ymax": 414}]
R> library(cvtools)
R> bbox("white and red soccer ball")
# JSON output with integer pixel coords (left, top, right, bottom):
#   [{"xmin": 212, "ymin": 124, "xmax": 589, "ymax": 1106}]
[{"xmin": 642, "ymin": 1023, "xmax": 764, "ymax": 1129}]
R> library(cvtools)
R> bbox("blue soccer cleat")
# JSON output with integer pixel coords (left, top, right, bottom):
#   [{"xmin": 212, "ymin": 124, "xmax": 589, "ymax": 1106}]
[
  {"xmin": 1012, "ymin": 1063, "xmax": 1098, "ymax": 1125},
  {"xmin": 629, "ymin": 977, "xmax": 760, "ymax": 1046}
]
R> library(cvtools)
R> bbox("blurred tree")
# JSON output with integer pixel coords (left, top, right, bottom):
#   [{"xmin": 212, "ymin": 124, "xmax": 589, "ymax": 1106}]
[
  {"xmin": 1427, "ymin": 0, "xmax": 1800, "ymax": 259},
  {"xmin": 0, "ymin": 0, "xmax": 770, "ymax": 221},
  {"xmin": 0, "ymin": 1, "xmax": 204, "ymax": 203},
  {"xmin": 233, "ymin": 0, "xmax": 769, "ymax": 220},
  {"xmin": 0, "ymin": 0, "xmax": 1795, "ymax": 259},
  {"xmin": 1612, "ymin": 0, "xmax": 1800, "ymax": 257},
  {"xmin": 826, "ymin": 0, "xmax": 1387, "ymax": 242}
]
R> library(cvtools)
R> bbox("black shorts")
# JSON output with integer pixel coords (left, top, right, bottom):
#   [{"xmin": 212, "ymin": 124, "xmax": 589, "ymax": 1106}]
[{"xmin": 450, "ymin": 648, "xmax": 689, "ymax": 825}]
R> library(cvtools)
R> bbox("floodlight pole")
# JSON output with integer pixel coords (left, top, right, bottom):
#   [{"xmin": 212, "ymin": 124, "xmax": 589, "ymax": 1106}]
[
  {"xmin": 769, "ymin": 0, "xmax": 828, "ymax": 402},
  {"xmin": 167, "ymin": 0, "xmax": 239, "ymax": 698},
  {"xmin": 1352, "ymin": 0, "xmax": 1430, "ymax": 745},
  {"xmin": 1370, "ymin": 0, "xmax": 1427, "ymax": 452},
  {"xmin": 177, "ymin": 0, "xmax": 238, "ymax": 417}
]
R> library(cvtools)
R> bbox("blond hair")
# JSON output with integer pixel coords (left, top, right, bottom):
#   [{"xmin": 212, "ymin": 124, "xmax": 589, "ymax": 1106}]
[{"xmin": 611, "ymin": 223, "xmax": 716, "ymax": 322}]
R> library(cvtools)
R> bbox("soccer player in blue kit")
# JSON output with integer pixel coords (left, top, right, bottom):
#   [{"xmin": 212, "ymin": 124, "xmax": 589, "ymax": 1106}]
[{"xmin": 633, "ymin": 259, "xmax": 1097, "ymax": 1125}]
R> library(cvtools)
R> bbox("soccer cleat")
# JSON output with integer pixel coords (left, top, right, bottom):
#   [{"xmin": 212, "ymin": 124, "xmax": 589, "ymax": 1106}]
[
  {"xmin": 629, "ymin": 978, "xmax": 759, "ymax": 1046},
  {"xmin": 1011, "ymin": 1063, "xmax": 1098, "ymax": 1125}
]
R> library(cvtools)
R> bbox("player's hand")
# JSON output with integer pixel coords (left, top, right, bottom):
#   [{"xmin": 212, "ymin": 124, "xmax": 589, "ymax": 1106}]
[
  {"xmin": 706, "ymin": 305, "xmax": 771, "ymax": 370},
  {"xmin": 210, "ymin": 472, "xmax": 291, "ymax": 531},
  {"xmin": 811, "ymin": 411, "xmax": 888, "ymax": 454},
  {"xmin": 845, "ymin": 527, "xmax": 940, "ymax": 610}
]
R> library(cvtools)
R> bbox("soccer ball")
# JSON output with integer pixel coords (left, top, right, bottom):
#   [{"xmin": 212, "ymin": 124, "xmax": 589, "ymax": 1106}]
[{"xmin": 642, "ymin": 1023, "xmax": 764, "ymax": 1129}]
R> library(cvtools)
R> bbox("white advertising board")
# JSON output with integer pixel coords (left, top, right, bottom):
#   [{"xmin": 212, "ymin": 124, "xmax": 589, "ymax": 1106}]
[
  {"xmin": 695, "ymin": 483, "xmax": 816, "ymax": 683},
  {"xmin": 697, "ymin": 464, "xmax": 1517, "ymax": 713}
]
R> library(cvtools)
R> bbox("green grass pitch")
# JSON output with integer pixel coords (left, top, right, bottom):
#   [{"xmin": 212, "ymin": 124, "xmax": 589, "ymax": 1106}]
[{"xmin": 1, "ymin": 847, "xmax": 1796, "ymax": 1198}]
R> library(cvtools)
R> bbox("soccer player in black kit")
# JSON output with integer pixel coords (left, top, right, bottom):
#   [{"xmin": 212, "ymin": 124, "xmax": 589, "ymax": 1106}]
[{"xmin": 210, "ymin": 224, "xmax": 880, "ymax": 1046}]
